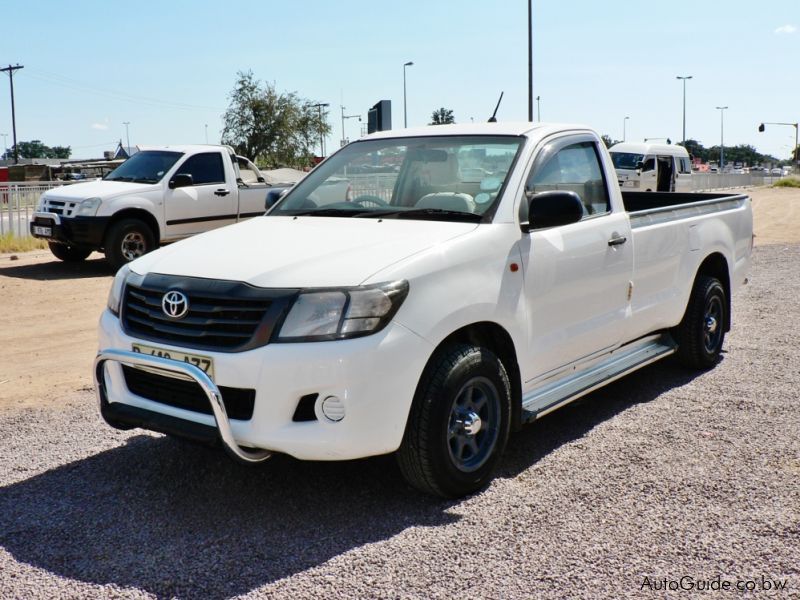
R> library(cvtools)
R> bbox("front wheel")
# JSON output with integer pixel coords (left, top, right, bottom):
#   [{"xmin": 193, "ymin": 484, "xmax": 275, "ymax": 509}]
[
  {"xmin": 673, "ymin": 275, "xmax": 727, "ymax": 369},
  {"xmin": 104, "ymin": 218, "xmax": 155, "ymax": 269},
  {"xmin": 397, "ymin": 344, "xmax": 511, "ymax": 498},
  {"xmin": 48, "ymin": 242, "xmax": 92, "ymax": 262}
]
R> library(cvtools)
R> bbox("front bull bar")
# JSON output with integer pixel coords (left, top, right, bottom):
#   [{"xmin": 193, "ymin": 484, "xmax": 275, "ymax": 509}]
[{"xmin": 94, "ymin": 348, "xmax": 273, "ymax": 464}]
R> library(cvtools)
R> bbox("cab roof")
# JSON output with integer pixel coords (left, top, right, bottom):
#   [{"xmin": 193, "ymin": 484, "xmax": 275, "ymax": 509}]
[{"xmin": 361, "ymin": 122, "xmax": 596, "ymax": 141}]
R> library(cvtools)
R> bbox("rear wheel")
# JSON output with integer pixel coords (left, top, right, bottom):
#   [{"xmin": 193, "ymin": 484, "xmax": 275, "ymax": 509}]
[
  {"xmin": 673, "ymin": 275, "xmax": 727, "ymax": 369},
  {"xmin": 104, "ymin": 218, "xmax": 155, "ymax": 269},
  {"xmin": 397, "ymin": 344, "xmax": 511, "ymax": 498},
  {"xmin": 48, "ymin": 242, "xmax": 92, "ymax": 262}
]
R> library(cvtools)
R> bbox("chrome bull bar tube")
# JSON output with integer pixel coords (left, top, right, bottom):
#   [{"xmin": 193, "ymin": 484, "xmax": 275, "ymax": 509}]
[{"xmin": 94, "ymin": 348, "xmax": 272, "ymax": 464}]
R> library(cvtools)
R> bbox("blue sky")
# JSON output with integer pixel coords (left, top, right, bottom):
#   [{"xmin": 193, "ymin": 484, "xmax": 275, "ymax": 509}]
[{"xmin": 0, "ymin": 0, "xmax": 797, "ymax": 160}]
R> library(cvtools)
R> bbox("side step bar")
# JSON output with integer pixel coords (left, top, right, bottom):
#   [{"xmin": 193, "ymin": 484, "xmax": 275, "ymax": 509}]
[
  {"xmin": 94, "ymin": 348, "xmax": 272, "ymax": 464},
  {"xmin": 521, "ymin": 334, "xmax": 677, "ymax": 423}
]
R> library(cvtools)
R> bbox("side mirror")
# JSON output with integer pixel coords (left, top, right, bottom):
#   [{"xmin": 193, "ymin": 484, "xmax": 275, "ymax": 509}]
[
  {"xmin": 521, "ymin": 190, "xmax": 584, "ymax": 232},
  {"xmin": 264, "ymin": 187, "xmax": 290, "ymax": 210},
  {"xmin": 635, "ymin": 161, "xmax": 644, "ymax": 170},
  {"xmin": 168, "ymin": 173, "xmax": 193, "ymax": 189}
]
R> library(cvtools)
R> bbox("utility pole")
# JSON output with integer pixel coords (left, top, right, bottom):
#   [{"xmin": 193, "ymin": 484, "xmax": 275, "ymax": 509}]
[
  {"xmin": 527, "ymin": 0, "xmax": 533, "ymax": 121},
  {"xmin": 204, "ymin": 123, "xmax": 208, "ymax": 144},
  {"xmin": 123, "ymin": 121, "xmax": 131, "ymax": 154},
  {"xmin": 676, "ymin": 75, "xmax": 692, "ymax": 145},
  {"xmin": 1, "ymin": 64, "xmax": 24, "ymax": 164},
  {"xmin": 716, "ymin": 106, "xmax": 728, "ymax": 170},
  {"xmin": 310, "ymin": 103, "xmax": 329, "ymax": 157},
  {"xmin": 340, "ymin": 105, "xmax": 360, "ymax": 147},
  {"xmin": 403, "ymin": 62, "xmax": 413, "ymax": 128}
]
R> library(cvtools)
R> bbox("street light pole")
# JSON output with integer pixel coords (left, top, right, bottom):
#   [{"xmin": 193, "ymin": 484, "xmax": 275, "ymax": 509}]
[
  {"xmin": 528, "ymin": 0, "xmax": 533, "ymax": 122},
  {"xmin": 623, "ymin": 116, "xmax": 630, "ymax": 142},
  {"xmin": 340, "ymin": 105, "xmax": 360, "ymax": 147},
  {"xmin": 676, "ymin": 75, "xmax": 692, "ymax": 145},
  {"xmin": 758, "ymin": 121, "xmax": 800, "ymax": 168},
  {"xmin": 403, "ymin": 61, "xmax": 414, "ymax": 128},
  {"xmin": 716, "ymin": 106, "xmax": 728, "ymax": 169},
  {"xmin": 536, "ymin": 96, "xmax": 541, "ymax": 121},
  {"xmin": 123, "ymin": 121, "xmax": 131, "ymax": 154},
  {"xmin": 204, "ymin": 124, "xmax": 208, "ymax": 144}
]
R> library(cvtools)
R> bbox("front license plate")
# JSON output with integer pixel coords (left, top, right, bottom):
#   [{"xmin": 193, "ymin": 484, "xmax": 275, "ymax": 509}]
[
  {"xmin": 132, "ymin": 343, "xmax": 215, "ymax": 380},
  {"xmin": 32, "ymin": 225, "xmax": 52, "ymax": 236}
]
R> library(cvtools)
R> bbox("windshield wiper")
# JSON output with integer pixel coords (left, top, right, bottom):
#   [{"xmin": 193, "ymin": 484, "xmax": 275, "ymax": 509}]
[
  {"xmin": 284, "ymin": 207, "xmax": 374, "ymax": 218},
  {"xmin": 132, "ymin": 177, "xmax": 157, "ymax": 184},
  {"xmin": 358, "ymin": 208, "xmax": 483, "ymax": 222},
  {"xmin": 105, "ymin": 176, "xmax": 135, "ymax": 182}
]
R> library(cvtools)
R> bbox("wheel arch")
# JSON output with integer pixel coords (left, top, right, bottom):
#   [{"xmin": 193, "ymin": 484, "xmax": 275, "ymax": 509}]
[
  {"xmin": 105, "ymin": 209, "xmax": 160, "ymax": 248},
  {"xmin": 694, "ymin": 252, "xmax": 731, "ymax": 331},
  {"xmin": 421, "ymin": 321, "xmax": 524, "ymax": 431}
]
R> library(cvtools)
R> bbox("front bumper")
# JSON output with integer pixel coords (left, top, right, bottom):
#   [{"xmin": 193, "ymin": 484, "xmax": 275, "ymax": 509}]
[
  {"xmin": 30, "ymin": 212, "xmax": 109, "ymax": 248},
  {"xmin": 96, "ymin": 310, "xmax": 433, "ymax": 461}
]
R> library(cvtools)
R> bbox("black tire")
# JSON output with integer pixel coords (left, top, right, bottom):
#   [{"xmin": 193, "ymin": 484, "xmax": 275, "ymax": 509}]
[
  {"xmin": 397, "ymin": 344, "xmax": 511, "ymax": 498},
  {"xmin": 104, "ymin": 218, "xmax": 155, "ymax": 269},
  {"xmin": 673, "ymin": 275, "xmax": 727, "ymax": 369},
  {"xmin": 48, "ymin": 242, "xmax": 92, "ymax": 262}
]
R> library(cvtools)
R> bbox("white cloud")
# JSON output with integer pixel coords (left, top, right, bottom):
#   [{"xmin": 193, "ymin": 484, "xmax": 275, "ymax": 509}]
[
  {"xmin": 774, "ymin": 24, "xmax": 797, "ymax": 34},
  {"xmin": 90, "ymin": 122, "xmax": 109, "ymax": 130}
]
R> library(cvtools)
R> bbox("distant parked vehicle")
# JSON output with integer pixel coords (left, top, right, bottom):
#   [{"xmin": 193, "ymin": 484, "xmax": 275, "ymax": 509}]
[
  {"xmin": 31, "ymin": 145, "xmax": 273, "ymax": 268},
  {"xmin": 771, "ymin": 168, "xmax": 783, "ymax": 176},
  {"xmin": 609, "ymin": 143, "xmax": 692, "ymax": 192}
]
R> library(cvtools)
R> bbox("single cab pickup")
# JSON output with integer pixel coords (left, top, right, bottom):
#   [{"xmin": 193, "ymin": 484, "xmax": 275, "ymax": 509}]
[
  {"xmin": 30, "ymin": 145, "xmax": 270, "ymax": 267},
  {"xmin": 95, "ymin": 123, "xmax": 753, "ymax": 497}
]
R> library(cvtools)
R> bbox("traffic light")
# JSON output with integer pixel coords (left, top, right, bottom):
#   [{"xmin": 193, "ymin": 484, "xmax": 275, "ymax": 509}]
[
  {"xmin": 758, "ymin": 123, "xmax": 765, "ymax": 132},
  {"xmin": 368, "ymin": 100, "xmax": 392, "ymax": 133}
]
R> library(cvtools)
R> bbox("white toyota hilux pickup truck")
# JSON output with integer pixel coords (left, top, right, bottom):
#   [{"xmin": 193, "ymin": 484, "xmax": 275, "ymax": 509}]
[
  {"xmin": 95, "ymin": 123, "xmax": 753, "ymax": 498},
  {"xmin": 30, "ymin": 145, "xmax": 270, "ymax": 268}
]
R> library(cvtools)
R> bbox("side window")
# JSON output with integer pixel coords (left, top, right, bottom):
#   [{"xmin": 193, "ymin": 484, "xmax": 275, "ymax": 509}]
[
  {"xmin": 527, "ymin": 141, "xmax": 610, "ymax": 216},
  {"xmin": 175, "ymin": 152, "xmax": 225, "ymax": 186},
  {"xmin": 679, "ymin": 157, "xmax": 692, "ymax": 174},
  {"xmin": 642, "ymin": 157, "xmax": 656, "ymax": 172},
  {"xmin": 236, "ymin": 157, "xmax": 261, "ymax": 184}
]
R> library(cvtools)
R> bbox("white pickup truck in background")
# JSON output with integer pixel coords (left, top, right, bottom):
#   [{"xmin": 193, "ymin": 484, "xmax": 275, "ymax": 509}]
[
  {"xmin": 95, "ymin": 123, "xmax": 752, "ymax": 497},
  {"xmin": 30, "ymin": 145, "xmax": 272, "ymax": 267}
]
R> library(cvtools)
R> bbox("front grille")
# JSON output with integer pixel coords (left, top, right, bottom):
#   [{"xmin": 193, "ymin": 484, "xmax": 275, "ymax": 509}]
[
  {"xmin": 43, "ymin": 199, "xmax": 77, "ymax": 217},
  {"xmin": 123, "ymin": 365, "xmax": 255, "ymax": 420},
  {"xmin": 121, "ymin": 273, "xmax": 297, "ymax": 352}
]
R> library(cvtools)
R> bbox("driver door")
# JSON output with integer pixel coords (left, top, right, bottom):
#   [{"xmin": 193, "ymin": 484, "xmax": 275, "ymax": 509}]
[{"xmin": 165, "ymin": 152, "xmax": 236, "ymax": 238}]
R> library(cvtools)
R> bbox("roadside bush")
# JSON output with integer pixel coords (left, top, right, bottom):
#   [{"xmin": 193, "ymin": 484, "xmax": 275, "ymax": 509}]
[
  {"xmin": 0, "ymin": 233, "xmax": 47, "ymax": 254},
  {"xmin": 773, "ymin": 177, "xmax": 800, "ymax": 188}
]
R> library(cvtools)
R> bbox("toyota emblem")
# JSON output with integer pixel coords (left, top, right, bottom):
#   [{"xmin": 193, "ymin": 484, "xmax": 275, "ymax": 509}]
[{"xmin": 162, "ymin": 290, "xmax": 189, "ymax": 319}]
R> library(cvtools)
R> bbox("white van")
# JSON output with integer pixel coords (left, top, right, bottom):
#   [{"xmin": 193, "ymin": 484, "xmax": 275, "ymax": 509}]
[{"xmin": 609, "ymin": 143, "xmax": 692, "ymax": 192}]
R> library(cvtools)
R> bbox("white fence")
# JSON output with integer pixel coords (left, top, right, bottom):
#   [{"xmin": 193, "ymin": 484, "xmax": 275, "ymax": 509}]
[
  {"xmin": 0, "ymin": 181, "xmax": 74, "ymax": 237},
  {"xmin": 0, "ymin": 174, "xmax": 787, "ymax": 239}
]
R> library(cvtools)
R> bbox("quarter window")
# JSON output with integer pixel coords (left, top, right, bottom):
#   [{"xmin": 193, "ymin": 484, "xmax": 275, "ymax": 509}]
[
  {"xmin": 527, "ymin": 142, "xmax": 610, "ymax": 216},
  {"xmin": 175, "ymin": 153, "xmax": 225, "ymax": 186}
]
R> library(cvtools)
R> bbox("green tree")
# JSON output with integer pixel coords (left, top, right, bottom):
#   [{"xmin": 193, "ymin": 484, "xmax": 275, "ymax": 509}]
[
  {"xmin": 430, "ymin": 107, "xmax": 455, "ymax": 125},
  {"xmin": 7, "ymin": 140, "xmax": 72, "ymax": 159},
  {"xmin": 221, "ymin": 71, "xmax": 331, "ymax": 168},
  {"xmin": 600, "ymin": 135, "xmax": 621, "ymax": 148},
  {"xmin": 677, "ymin": 138, "xmax": 707, "ymax": 162}
]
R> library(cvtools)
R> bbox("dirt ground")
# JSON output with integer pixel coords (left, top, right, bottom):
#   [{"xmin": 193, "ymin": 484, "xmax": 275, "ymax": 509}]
[{"xmin": 0, "ymin": 186, "xmax": 798, "ymax": 409}]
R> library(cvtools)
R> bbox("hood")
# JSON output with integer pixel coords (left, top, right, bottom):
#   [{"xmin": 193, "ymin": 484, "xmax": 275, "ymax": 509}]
[
  {"xmin": 43, "ymin": 180, "xmax": 159, "ymax": 200},
  {"xmin": 131, "ymin": 216, "xmax": 478, "ymax": 287}
]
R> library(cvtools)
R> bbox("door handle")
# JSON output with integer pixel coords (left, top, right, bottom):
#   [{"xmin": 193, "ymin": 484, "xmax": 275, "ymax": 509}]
[
  {"xmin": 215, "ymin": 189, "xmax": 231, "ymax": 196},
  {"xmin": 608, "ymin": 234, "xmax": 627, "ymax": 246}
]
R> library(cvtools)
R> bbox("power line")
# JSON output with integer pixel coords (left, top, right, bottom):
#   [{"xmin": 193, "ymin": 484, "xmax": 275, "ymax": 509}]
[
  {"xmin": 1, "ymin": 64, "xmax": 24, "ymax": 163},
  {"xmin": 23, "ymin": 67, "xmax": 224, "ymax": 112}
]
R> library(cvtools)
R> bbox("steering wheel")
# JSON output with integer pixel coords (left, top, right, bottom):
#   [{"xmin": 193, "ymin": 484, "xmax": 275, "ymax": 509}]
[{"xmin": 352, "ymin": 195, "xmax": 388, "ymax": 208}]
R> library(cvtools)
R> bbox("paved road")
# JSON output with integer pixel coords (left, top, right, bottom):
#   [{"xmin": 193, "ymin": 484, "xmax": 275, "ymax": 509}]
[{"xmin": 0, "ymin": 244, "xmax": 798, "ymax": 599}]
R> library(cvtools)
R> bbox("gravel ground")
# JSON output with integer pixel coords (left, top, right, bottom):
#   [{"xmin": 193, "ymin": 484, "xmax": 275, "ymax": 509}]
[{"xmin": 1, "ymin": 243, "xmax": 799, "ymax": 599}]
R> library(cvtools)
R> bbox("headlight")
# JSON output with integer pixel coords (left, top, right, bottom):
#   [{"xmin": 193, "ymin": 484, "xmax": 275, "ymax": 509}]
[
  {"xmin": 107, "ymin": 264, "xmax": 131, "ymax": 316},
  {"xmin": 277, "ymin": 280, "xmax": 409, "ymax": 341},
  {"xmin": 75, "ymin": 197, "xmax": 102, "ymax": 217}
]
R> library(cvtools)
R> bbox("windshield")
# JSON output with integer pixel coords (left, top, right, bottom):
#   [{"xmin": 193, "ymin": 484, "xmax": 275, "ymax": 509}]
[
  {"xmin": 269, "ymin": 135, "xmax": 523, "ymax": 222},
  {"xmin": 105, "ymin": 151, "xmax": 184, "ymax": 184},
  {"xmin": 610, "ymin": 152, "xmax": 645, "ymax": 170}
]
